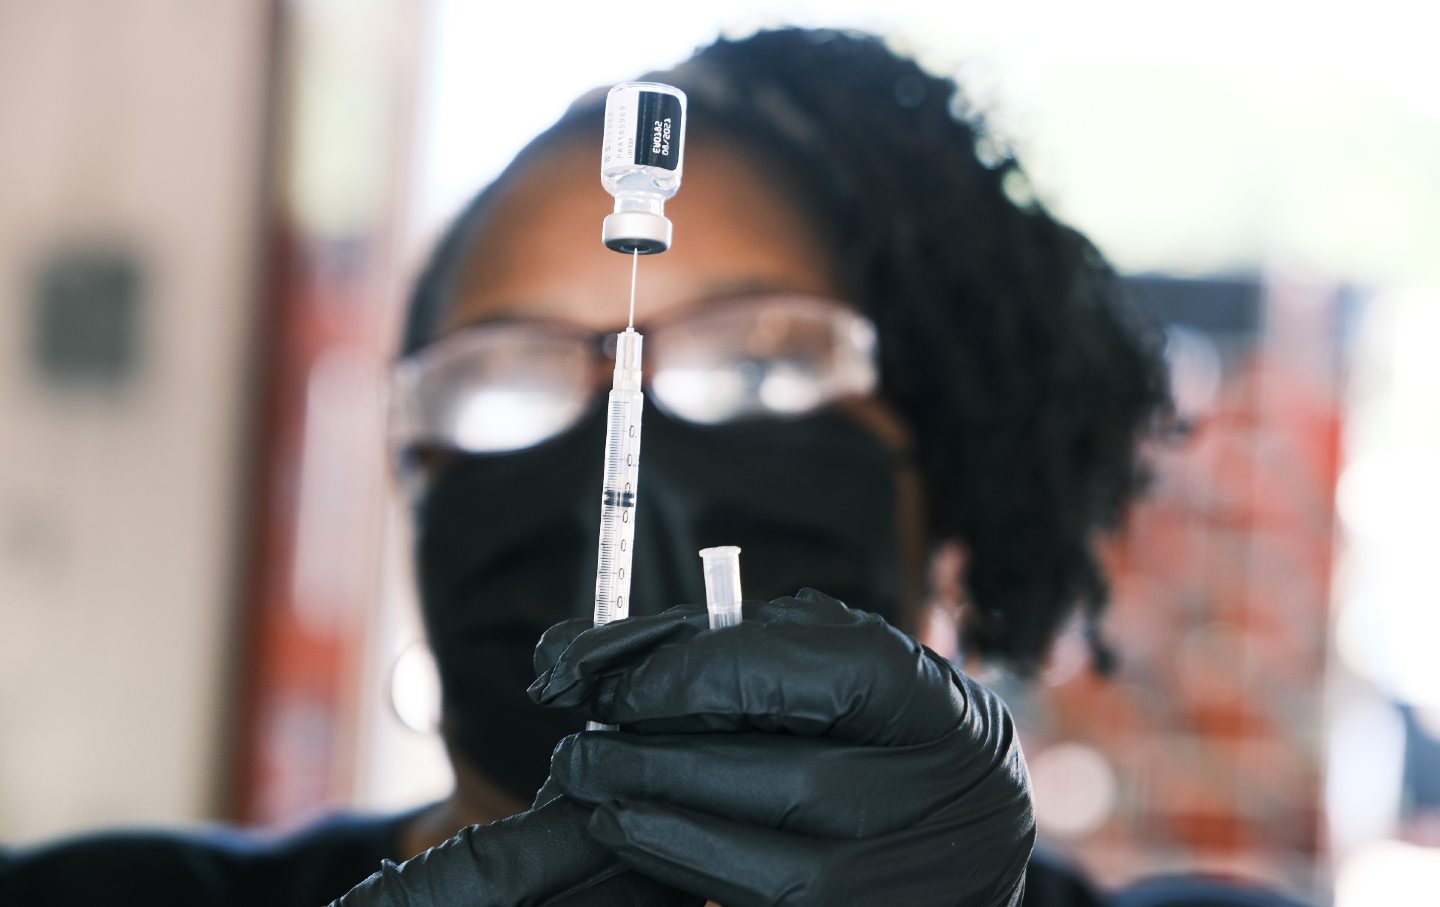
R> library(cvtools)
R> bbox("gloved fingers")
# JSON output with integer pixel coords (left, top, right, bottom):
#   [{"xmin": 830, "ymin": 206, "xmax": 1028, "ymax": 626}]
[
  {"xmin": 541, "ymin": 870, "xmax": 704, "ymax": 907},
  {"xmin": 529, "ymin": 606, "xmax": 710, "ymax": 703},
  {"xmin": 531, "ymin": 774, "xmax": 565, "ymax": 809},
  {"xmin": 549, "ymin": 729, "xmax": 959, "ymax": 837},
  {"xmin": 532, "ymin": 617, "xmax": 596, "ymax": 674},
  {"xmin": 530, "ymin": 590, "xmax": 865, "ymax": 687},
  {"xmin": 510, "ymin": 784, "xmax": 702, "ymax": 906},
  {"xmin": 590, "ymin": 799, "xmax": 1033, "ymax": 907},
  {"xmin": 532, "ymin": 614, "xmax": 963, "ymax": 744},
  {"xmin": 330, "ymin": 797, "xmax": 616, "ymax": 907},
  {"xmin": 587, "ymin": 800, "xmax": 846, "ymax": 907},
  {"xmin": 784, "ymin": 587, "xmax": 874, "ymax": 620}
]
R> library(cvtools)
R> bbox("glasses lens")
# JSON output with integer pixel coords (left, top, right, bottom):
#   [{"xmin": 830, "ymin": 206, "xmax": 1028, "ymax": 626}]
[
  {"xmin": 391, "ymin": 325, "xmax": 592, "ymax": 454},
  {"xmin": 649, "ymin": 296, "xmax": 878, "ymax": 424}
]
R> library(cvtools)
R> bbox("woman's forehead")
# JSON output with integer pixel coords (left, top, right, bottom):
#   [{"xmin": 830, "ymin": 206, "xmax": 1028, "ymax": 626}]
[{"xmin": 444, "ymin": 137, "xmax": 844, "ymax": 333}]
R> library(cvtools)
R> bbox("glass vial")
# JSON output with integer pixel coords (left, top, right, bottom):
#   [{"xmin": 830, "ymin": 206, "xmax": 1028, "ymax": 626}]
[{"xmin": 600, "ymin": 81, "xmax": 687, "ymax": 254}]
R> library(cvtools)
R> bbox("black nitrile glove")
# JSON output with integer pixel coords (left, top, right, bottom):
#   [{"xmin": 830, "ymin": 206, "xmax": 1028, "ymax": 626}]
[
  {"xmin": 327, "ymin": 795, "xmax": 699, "ymax": 907},
  {"xmin": 528, "ymin": 589, "xmax": 1036, "ymax": 907}
]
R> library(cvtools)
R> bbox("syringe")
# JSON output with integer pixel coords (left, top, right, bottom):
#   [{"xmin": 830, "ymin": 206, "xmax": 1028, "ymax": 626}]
[
  {"xmin": 592, "ymin": 254, "xmax": 645, "ymax": 631},
  {"xmin": 587, "ymin": 255, "xmax": 645, "ymax": 733},
  {"xmin": 589, "ymin": 81, "xmax": 685, "ymax": 731}
]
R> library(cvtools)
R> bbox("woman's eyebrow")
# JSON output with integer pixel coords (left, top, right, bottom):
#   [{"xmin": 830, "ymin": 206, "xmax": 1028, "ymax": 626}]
[
  {"xmin": 440, "ymin": 298, "xmax": 582, "ymax": 332},
  {"xmin": 642, "ymin": 278, "xmax": 846, "ymax": 328},
  {"xmin": 691, "ymin": 277, "xmax": 810, "ymax": 304}
]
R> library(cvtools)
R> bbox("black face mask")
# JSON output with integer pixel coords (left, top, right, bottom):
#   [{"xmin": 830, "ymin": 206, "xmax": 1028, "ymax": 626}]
[{"xmin": 413, "ymin": 402, "xmax": 904, "ymax": 802}]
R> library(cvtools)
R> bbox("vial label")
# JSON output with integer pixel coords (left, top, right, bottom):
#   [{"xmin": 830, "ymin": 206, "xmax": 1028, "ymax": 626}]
[
  {"xmin": 605, "ymin": 89, "xmax": 683, "ymax": 173},
  {"xmin": 633, "ymin": 91, "xmax": 681, "ymax": 170}
]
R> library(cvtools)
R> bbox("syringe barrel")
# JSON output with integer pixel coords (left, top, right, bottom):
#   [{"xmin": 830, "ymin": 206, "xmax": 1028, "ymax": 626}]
[{"xmin": 593, "ymin": 379, "xmax": 643, "ymax": 625}]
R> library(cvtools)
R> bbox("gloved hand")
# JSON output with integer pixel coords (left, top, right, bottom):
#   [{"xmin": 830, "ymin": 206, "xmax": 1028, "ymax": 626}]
[
  {"xmin": 327, "ymin": 795, "xmax": 700, "ymax": 907},
  {"xmin": 528, "ymin": 589, "xmax": 1036, "ymax": 907}
]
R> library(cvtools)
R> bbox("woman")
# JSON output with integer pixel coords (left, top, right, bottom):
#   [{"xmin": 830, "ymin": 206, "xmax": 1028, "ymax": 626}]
[
  {"xmin": 4, "ymin": 26, "xmax": 1180, "ymax": 907},
  {"xmin": 339, "ymin": 25, "xmax": 1170, "ymax": 907}
]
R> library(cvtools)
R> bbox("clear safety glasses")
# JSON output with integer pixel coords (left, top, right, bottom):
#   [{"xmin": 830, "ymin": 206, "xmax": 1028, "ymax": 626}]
[{"xmin": 390, "ymin": 294, "xmax": 879, "ymax": 455}]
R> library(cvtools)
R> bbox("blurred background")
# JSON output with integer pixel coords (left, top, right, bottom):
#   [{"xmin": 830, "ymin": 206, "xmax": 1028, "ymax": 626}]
[{"xmin": 2, "ymin": 1, "xmax": 1438, "ymax": 903}]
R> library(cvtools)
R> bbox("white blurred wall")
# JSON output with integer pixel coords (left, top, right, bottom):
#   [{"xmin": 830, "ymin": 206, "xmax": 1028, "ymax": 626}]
[{"xmin": 0, "ymin": 0, "xmax": 270, "ymax": 841}]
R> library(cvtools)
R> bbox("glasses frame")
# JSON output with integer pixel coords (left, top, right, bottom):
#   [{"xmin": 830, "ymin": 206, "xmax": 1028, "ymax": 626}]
[{"xmin": 388, "ymin": 293, "xmax": 880, "ymax": 458}]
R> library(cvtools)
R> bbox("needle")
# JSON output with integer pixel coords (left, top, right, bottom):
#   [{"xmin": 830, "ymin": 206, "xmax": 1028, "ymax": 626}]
[{"xmin": 627, "ymin": 248, "xmax": 638, "ymax": 329}]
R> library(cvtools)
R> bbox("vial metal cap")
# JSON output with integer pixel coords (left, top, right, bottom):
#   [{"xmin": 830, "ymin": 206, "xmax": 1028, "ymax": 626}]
[{"xmin": 603, "ymin": 211, "xmax": 672, "ymax": 254}]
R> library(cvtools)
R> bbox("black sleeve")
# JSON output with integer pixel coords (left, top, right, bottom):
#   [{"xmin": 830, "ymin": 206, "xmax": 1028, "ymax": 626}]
[
  {"xmin": 1019, "ymin": 850, "xmax": 1317, "ymax": 907},
  {"xmin": 1023, "ymin": 849, "xmax": 1111, "ymax": 907},
  {"xmin": 1113, "ymin": 875, "xmax": 1315, "ymax": 906},
  {"xmin": 0, "ymin": 813, "xmax": 410, "ymax": 907},
  {"xmin": 2, "ymin": 832, "xmax": 254, "ymax": 907}
]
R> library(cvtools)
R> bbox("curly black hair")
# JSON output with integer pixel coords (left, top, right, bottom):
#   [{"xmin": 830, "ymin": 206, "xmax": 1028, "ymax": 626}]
[{"xmin": 403, "ymin": 28, "xmax": 1172, "ymax": 675}]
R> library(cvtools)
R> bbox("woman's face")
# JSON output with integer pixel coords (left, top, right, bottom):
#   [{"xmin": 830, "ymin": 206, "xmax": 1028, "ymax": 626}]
[
  {"xmin": 412, "ymin": 133, "xmax": 926, "ymax": 803},
  {"xmin": 445, "ymin": 137, "xmax": 846, "ymax": 333},
  {"xmin": 436, "ymin": 132, "xmax": 926, "ymax": 619}
]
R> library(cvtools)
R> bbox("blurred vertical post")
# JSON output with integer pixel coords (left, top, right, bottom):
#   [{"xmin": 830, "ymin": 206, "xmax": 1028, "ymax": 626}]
[{"xmin": 230, "ymin": 0, "xmax": 421, "ymax": 825}]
